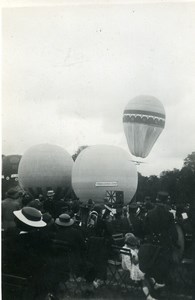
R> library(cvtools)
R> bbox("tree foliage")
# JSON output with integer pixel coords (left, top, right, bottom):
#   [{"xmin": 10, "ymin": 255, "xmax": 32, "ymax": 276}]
[
  {"xmin": 136, "ymin": 152, "xmax": 195, "ymax": 205},
  {"xmin": 183, "ymin": 151, "xmax": 195, "ymax": 172},
  {"xmin": 72, "ymin": 145, "xmax": 89, "ymax": 161}
]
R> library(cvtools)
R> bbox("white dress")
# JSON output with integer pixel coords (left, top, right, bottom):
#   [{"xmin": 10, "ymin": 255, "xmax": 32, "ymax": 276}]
[{"xmin": 121, "ymin": 244, "xmax": 145, "ymax": 281}]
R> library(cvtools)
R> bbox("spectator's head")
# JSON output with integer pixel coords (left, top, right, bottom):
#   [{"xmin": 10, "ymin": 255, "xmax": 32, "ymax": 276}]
[
  {"xmin": 38, "ymin": 194, "xmax": 44, "ymax": 202},
  {"xmin": 125, "ymin": 233, "xmax": 139, "ymax": 247},
  {"xmin": 115, "ymin": 207, "xmax": 123, "ymax": 219},
  {"xmin": 129, "ymin": 202, "xmax": 139, "ymax": 214},
  {"xmin": 47, "ymin": 190, "xmax": 55, "ymax": 200},
  {"xmin": 74, "ymin": 214, "xmax": 81, "ymax": 225},
  {"xmin": 18, "ymin": 191, "xmax": 24, "ymax": 198},
  {"xmin": 28, "ymin": 198, "xmax": 43, "ymax": 210},
  {"xmin": 42, "ymin": 212, "xmax": 54, "ymax": 226},
  {"xmin": 22, "ymin": 193, "xmax": 33, "ymax": 206},
  {"xmin": 6, "ymin": 188, "xmax": 19, "ymax": 199},
  {"xmin": 87, "ymin": 199, "xmax": 94, "ymax": 207},
  {"xmin": 104, "ymin": 197, "xmax": 109, "ymax": 205},
  {"xmin": 93, "ymin": 205, "xmax": 102, "ymax": 216},
  {"xmin": 123, "ymin": 206, "xmax": 128, "ymax": 213},
  {"xmin": 55, "ymin": 213, "xmax": 74, "ymax": 227},
  {"xmin": 13, "ymin": 207, "xmax": 46, "ymax": 231},
  {"xmin": 145, "ymin": 201, "xmax": 154, "ymax": 211}
]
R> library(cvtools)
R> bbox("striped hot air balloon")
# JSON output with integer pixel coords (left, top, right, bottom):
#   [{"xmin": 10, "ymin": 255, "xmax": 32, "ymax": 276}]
[{"xmin": 123, "ymin": 95, "xmax": 166, "ymax": 158}]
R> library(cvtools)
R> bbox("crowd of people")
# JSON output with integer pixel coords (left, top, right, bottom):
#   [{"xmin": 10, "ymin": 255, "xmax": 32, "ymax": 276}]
[{"xmin": 2, "ymin": 187, "xmax": 193, "ymax": 300}]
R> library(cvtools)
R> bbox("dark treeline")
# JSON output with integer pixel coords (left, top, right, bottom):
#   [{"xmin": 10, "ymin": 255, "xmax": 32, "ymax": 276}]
[{"xmin": 136, "ymin": 152, "xmax": 195, "ymax": 205}]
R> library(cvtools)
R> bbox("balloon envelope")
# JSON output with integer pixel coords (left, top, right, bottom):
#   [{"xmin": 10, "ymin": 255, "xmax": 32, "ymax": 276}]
[
  {"xmin": 2, "ymin": 155, "xmax": 22, "ymax": 198},
  {"xmin": 18, "ymin": 144, "xmax": 73, "ymax": 197},
  {"xmin": 2, "ymin": 155, "xmax": 22, "ymax": 179},
  {"xmin": 123, "ymin": 95, "xmax": 166, "ymax": 158},
  {"xmin": 72, "ymin": 145, "xmax": 138, "ymax": 205}
]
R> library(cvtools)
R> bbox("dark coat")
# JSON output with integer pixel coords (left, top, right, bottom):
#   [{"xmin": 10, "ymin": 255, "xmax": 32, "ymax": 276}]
[
  {"xmin": 107, "ymin": 216, "xmax": 131, "ymax": 236},
  {"xmin": 54, "ymin": 225, "xmax": 86, "ymax": 252},
  {"xmin": 2, "ymin": 198, "xmax": 21, "ymax": 230},
  {"xmin": 3, "ymin": 229, "xmax": 51, "ymax": 277},
  {"xmin": 3, "ymin": 227, "xmax": 62, "ymax": 298},
  {"xmin": 43, "ymin": 199, "xmax": 68, "ymax": 219},
  {"xmin": 54, "ymin": 225, "xmax": 87, "ymax": 277}
]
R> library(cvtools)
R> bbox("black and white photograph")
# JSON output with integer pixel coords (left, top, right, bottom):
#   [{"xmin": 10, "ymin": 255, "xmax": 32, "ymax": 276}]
[{"xmin": 2, "ymin": 0, "xmax": 195, "ymax": 299}]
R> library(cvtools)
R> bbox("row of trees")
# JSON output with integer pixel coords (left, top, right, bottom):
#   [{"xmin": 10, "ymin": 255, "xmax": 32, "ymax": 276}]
[{"xmin": 136, "ymin": 152, "xmax": 195, "ymax": 205}]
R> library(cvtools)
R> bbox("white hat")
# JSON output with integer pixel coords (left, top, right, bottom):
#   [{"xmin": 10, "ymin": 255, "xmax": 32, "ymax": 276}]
[
  {"xmin": 47, "ymin": 190, "xmax": 55, "ymax": 197},
  {"xmin": 13, "ymin": 207, "xmax": 46, "ymax": 228}
]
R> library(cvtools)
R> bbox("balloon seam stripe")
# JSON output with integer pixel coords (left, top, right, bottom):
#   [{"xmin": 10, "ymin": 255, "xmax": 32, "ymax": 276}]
[{"xmin": 124, "ymin": 110, "xmax": 165, "ymax": 118}]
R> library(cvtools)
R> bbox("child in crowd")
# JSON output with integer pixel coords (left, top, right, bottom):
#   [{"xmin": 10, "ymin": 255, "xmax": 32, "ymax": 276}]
[{"xmin": 121, "ymin": 233, "xmax": 164, "ymax": 300}]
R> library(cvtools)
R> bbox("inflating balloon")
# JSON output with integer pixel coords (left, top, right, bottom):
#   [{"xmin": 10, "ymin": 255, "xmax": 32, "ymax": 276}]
[
  {"xmin": 123, "ymin": 95, "xmax": 166, "ymax": 158},
  {"xmin": 2, "ymin": 155, "xmax": 22, "ymax": 181},
  {"xmin": 72, "ymin": 145, "xmax": 138, "ymax": 205},
  {"xmin": 2, "ymin": 155, "xmax": 22, "ymax": 198},
  {"xmin": 18, "ymin": 144, "xmax": 73, "ymax": 197}
]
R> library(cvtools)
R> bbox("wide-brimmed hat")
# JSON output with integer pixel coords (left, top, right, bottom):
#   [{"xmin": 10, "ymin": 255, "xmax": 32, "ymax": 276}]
[
  {"xmin": 125, "ymin": 233, "xmax": 139, "ymax": 246},
  {"xmin": 55, "ymin": 214, "xmax": 74, "ymax": 227},
  {"xmin": 13, "ymin": 207, "xmax": 46, "ymax": 228},
  {"xmin": 47, "ymin": 190, "xmax": 55, "ymax": 197}
]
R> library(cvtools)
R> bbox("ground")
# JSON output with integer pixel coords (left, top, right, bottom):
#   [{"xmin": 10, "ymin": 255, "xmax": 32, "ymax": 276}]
[
  {"xmin": 2, "ymin": 256, "xmax": 193, "ymax": 300},
  {"xmin": 59, "ymin": 261, "xmax": 193, "ymax": 300}
]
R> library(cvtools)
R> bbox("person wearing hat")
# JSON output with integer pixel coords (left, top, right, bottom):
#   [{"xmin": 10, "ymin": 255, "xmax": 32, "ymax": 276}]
[
  {"xmin": 5, "ymin": 207, "xmax": 47, "ymax": 262},
  {"xmin": 107, "ymin": 207, "xmax": 131, "ymax": 236},
  {"xmin": 86, "ymin": 205, "xmax": 111, "ymax": 239},
  {"xmin": 54, "ymin": 213, "xmax": 86, "ymax": 254},
  {"xmin": 128, "ymin": 202, "xmax": 145, "ymax": 239},
  {"xmin": 3, "ymin": 207, "xmax": 55, "ymax": 299},
  {"xmin": 43, "ymin": 190, "xmax": 68, "ymax": 219},
  {"xmin": 121, "ymin": 233, "xmax": 161, "ymax": 300},
  {"xmin": 21, "ymin": 192, "xmax": 33, "ymax": 207},
  {"xmin": 13, "ymin": 206, "xmax": 46, "ymax": 229},
  {"xmin": 54, "ymin": 213, "xmax": 96, "ymax": 292},
  {"xmin": 28, "ymin": 198, "xmax": 44, "ymax": 211},
  {"xmin": 86, "ymin": 206, "xmax": 112, "ymax": 289},
  {"xmin": 2, "ymin": 188, "xmax": 22, "ymax": 231},
  {"xmin": 78, "ymin": 199, "xmax": 95, "ymax": 228},
  {"xmin": 86, "ymin": 199, "xmax": 95, "ymax": 211},
  {"xmin": 72, "ymin": 213, "xmax": 86, "ymax": 239},
  {"xmin": 121, "ymin": 232, "xmax": 142, "ymax": 279},
  {"xmin": 43, "ymin": 190, "xmax": 56, "ymax": 217},
  {"xmin": 54, "ymin": 214, "xmax": 86, "ymax": 269}
]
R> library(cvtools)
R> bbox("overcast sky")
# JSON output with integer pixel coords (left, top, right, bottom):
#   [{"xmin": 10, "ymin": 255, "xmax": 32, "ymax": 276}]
[{"xmin": 2, "ymin": 1, "xmax": 195, "ymax": 177}]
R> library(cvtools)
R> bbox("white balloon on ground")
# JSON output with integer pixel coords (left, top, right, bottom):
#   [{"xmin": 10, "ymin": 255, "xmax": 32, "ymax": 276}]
[
  {"xmin": 18, "ymin": 144, "xmax": 73, "ymax": 197},
  {"xmin": 72, "ymin": 145, "xmax": 138, "ymax": 205},
  {"xmin": 123, "ymin": 95, "xmax": 166, "ymax": 158}
]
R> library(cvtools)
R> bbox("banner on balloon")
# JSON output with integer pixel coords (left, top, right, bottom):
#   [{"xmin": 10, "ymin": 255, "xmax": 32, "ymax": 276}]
[{"xmin": 95, "ymin": 181, "xmax": 118, "ymax": 187}]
